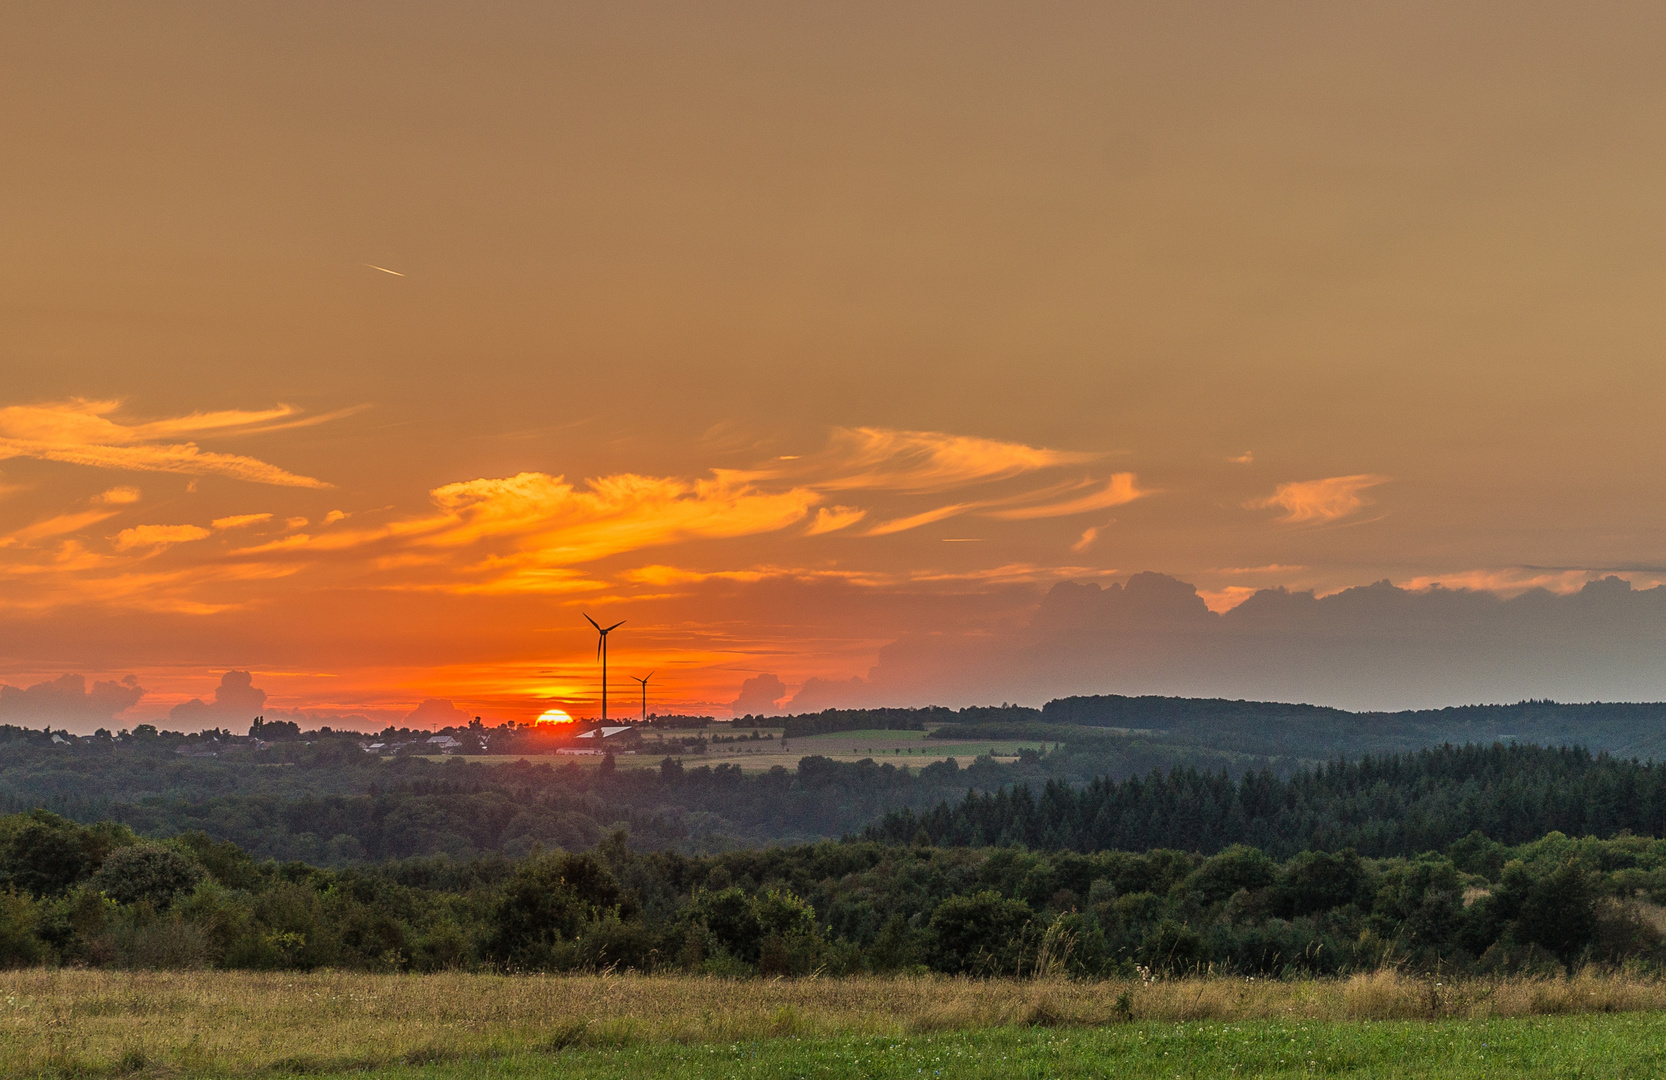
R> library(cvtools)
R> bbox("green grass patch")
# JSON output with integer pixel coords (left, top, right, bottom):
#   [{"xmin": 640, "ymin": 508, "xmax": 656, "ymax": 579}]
[{"xmin": 296, "ymin": 1015, "xmax": 1666, "ymax": 1079}]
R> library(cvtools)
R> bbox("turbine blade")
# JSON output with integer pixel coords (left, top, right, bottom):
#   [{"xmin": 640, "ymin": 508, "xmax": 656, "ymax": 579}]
[
  {"xmin": 605, "ymin": 620, "xmax": 626, "ymax": 632},
  {"xmin": 583, "ymin": 613, "xmax": 602, "ymax": 631}
]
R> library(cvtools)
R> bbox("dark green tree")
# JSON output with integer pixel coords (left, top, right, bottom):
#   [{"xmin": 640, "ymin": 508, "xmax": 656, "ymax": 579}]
[
  {"xmin": 927, "ymin": 890, "xmax": 1032, "ymax": 975},
  {"xmin": 91, "ymin": 843, "xmax": 205, "ymax": 910}
]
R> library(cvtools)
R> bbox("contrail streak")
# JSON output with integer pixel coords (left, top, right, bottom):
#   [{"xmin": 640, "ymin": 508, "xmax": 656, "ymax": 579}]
[{"xmin": 365, "ymin": 264, "xmax": 405, "ymax": 276}]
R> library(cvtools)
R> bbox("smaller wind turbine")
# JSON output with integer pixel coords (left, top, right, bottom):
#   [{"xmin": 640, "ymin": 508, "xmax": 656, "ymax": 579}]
[
  {"xmin": 583, "ymin": 614, "xmax": 625, "ymax": 722},
  {"xmin": 631, "ymin": 672, "xmax": 654, "ymax": 723}
]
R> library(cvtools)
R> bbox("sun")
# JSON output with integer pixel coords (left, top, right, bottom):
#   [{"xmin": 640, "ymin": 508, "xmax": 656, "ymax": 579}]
[{"xmin": 536, "ymin": 708, "xmax": 574, "ymax": 725}]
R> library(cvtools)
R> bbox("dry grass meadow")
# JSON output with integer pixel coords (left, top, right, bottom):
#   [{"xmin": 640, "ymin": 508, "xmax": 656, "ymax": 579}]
[{"xmin": 7, "ymin": 968, "xmax": 1666, "ymax": 1077}]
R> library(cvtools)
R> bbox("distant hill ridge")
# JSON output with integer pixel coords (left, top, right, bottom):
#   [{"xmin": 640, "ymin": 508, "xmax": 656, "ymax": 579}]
[{"xmin": 773, "ymin": 695, "xmax": 1666, "ymax": 763}]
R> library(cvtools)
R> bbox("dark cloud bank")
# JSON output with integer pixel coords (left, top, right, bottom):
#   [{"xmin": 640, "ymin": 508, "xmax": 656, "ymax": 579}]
[{"xmin": 792, "ymin": 573, "xmax": 1666, "ymax": 713}]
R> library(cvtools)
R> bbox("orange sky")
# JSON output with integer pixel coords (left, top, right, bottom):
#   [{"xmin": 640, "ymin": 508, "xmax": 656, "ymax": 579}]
[{"xmin": 5, "ymin": 4, "xmax": 1666, "ymax": 728}]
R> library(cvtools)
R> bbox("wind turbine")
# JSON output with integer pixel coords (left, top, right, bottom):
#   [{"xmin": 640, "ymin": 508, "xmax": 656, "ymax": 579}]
[
  {"xmin": 631, "ymin": 672, "xmax": 654, "ymax": 723},
  {"xmin": 583, "ymin": 614, "xmax": 625, "ymax": 722}
]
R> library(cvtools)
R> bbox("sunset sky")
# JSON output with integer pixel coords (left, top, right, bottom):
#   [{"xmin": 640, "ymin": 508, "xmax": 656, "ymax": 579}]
[{"xmin": 6, "ymin": 4, "xmax": 1666, "ymax": 729}]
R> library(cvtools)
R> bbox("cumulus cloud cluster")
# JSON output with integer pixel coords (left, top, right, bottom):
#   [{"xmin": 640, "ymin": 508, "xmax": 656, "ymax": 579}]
[
  {"xmin": 729, "ymin": 673, "xmax": 788, "ymax": 715},
  {"xmin": 826, "ymin": 572, "xmax": 1666, "ymax": 712},
  {"xmin": 169, "ymin": 670, "xmax": 268, "ymax": 726},
  {"xmin": 0, "ymin": 673, "xmax": 144, "ymax": 727},
  {"xmin": 404, "ymin": 698, "xmax": 471, "ymax": 726}
]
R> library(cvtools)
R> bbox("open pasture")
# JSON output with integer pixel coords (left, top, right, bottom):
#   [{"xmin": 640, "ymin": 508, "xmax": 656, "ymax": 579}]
[
  {"xmin": 9, "ymin": 969, "xmax": 1666, "ymax": 1078},
  {"xmin": 426, "ymin": 727, "xmax": 1051, "ymax": 772},
  {"xmin": 626, "ymin": 727, "xmax": 1048, "ymax": 772}
]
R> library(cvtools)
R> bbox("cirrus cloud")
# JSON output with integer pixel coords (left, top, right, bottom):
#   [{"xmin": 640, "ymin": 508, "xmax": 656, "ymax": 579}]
[
  {"xmin": 0, "ymin": 399, "xmax": 331, "ymax": 488},
  {"xmin": 0, "ymin": 415, "xmax": 1144, "ymax": 617},
  {"xmin": 986, "ymin": 473, "xmax": 1146, "ymax": 520},
  {"xmin": 1247, "ymin": 474, "xmax": 1390, "ymax": 524},
  {"xmin": 113, "ymin": 524, "xmax": 212, "ymax": 551},
  {"xmin": 805, "ymin": 427, "xmax": 1101, "ymax": 493}
]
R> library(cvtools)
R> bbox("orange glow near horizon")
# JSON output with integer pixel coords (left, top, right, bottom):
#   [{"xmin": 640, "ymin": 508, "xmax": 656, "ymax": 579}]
[{"xmin": 536, "ymin": 709, "xmax": 574, "ymax": 726}]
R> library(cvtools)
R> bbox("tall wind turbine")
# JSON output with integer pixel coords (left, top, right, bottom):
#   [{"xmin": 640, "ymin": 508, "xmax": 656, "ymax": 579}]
[
  {"xmin": 631, "ymin": 672, "xmax": 654, "ymax": 723},
  {"xmin": 583, "ymin": 614, "xmax": 625, "ymax": 722}
]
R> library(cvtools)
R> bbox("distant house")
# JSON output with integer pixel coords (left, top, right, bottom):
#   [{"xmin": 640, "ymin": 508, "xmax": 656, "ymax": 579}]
[
  {"xmin": 574, "ymin": 725, "xmax": 642, "ymax": 750},
  {"xmin": 50, "ymin": 733, "xmax": 73, "ymax": 746},
  {"xmin": 426, "ymin": 735, "xmax": 463, "ymax": 753}
]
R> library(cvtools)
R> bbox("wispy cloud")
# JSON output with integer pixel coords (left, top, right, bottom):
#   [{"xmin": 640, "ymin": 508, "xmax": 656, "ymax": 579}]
[
  {"xmin": 2, "ymin": 509, "xmax": 121, "ymax": 548},
  {"xmin": 865, "ymin": 503, "xmax": 977, "ymax": 537},
  {"xmin": 622, "ymin": 565, "xmax": 773, "ymax": 586},
  {"xmin": 0, "ymin": 399, "xmax": 331, "ymax": 488},
  {"xmin": 806, "ymin": 427, "xmax": 1100, "ymax": 493},
  {"xmin": 421, "ymin": 471, "xmax": 817, "ymax": 559},
  {"xmin": 238, "ymin": 470, "xmax": 822, "ymax": 593},
  {"xmin": 1403, "ymin": 567, "xmax": 1615, "ymax": 597},
  {"xmin": 861, "ymin": 474, "xmax": 1147, "ymax": 535},
  {"xmin": 113, "ymin": 524, "xmax": 211, "ymax": 551},
  {"xmin": 211, "ymin": 513, "xmax": 273, "ymax": 530},
  {"xmin": 0, "ymin": 553, "xmax": 304, "ymax": 614},
  {"xmin": 1247, "ymin": 474, "xmax": 1389, "ymax": 524},
  {"xmin": 617, "ymin": 562, "xmax": 1101, "ymax": 590},
  {"xmin": 0, "ymin": 417, "xmax": 1141, "ymax": 616},
  {"xmin": 907, "ymin": 563, "xmax": 1118, "ymax": 585},
  {"xmin": 986, "ymin": 473, "xmax": 1145, "ymax": 520},
  {"xmin": 804, "ymin": 505, "xmax": 866, "ymax": 535},
  {"xmin": 617, "ymin": 564, "xmax": 891, "ymax": 589}
]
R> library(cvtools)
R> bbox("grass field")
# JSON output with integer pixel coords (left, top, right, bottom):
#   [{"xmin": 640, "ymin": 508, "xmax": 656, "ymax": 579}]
[
  {"xmin": 10, "ymin": 969, "xmax": 1666, "ymax": 1078},
  {"xmin": 423, "ymin": 727, "xmax": 1051, "ymax": 772}
]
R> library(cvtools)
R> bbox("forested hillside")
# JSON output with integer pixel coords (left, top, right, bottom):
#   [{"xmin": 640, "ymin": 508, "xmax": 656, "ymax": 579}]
[
  {"xmin": 1038, "ymin": 695, "xmax": 1666, "ymax": 762},
  {"xmin": 7, "ymin": 694, "xmax": 1666, "ymax": 862},
  {"xmin": 869, "ymin": 743, "xmax": 1666, "ymax": 858},
  {"xmin": 790, "ymin": 696, "xmax": 1666, "ymax": 781},
  {"xmin": 9, "ymin": 693, "xmax": 1666, "ymax": 860},
  {"xmin": 0, "ymin": 728, "xmax": 1023, "ymax": 861}
]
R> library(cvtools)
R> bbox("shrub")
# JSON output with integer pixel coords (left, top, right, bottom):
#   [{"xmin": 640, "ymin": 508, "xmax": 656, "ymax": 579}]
[
  {"xmin": 487, "ymin": 852, "xmax": 624, "ymax": 968},
  {"xmin": 0, "ymin": 811, "xmax": 127, "ymax": 897},
  {"xmin": 1184, "ymin": 846, "xmax": 1277, "ymax": 907},
  {"xmin": 92, "ymin": 843, "xmax": 205, "ymax": 910},
  {"xmin": 1275, "ymin": 849, "xmax": 1368, "ymax": 917},
  {"xmin": 928, "ymin": 890, "xmax": 1032, "ymax": 975},
  {"xmin": 686, "ymin": 887, "xmax": 761, "ymax": 962},
  {"xmin": 0, "ymin": 890, "xmax": 43, "ymax": 967},
  {"xmin": 1140, "ymin": 918, "xmax": 1203, "ymax": 974},
  {"xmin": 1499, "ymin": 858, "xmax": 1601, "ymax": 969}
]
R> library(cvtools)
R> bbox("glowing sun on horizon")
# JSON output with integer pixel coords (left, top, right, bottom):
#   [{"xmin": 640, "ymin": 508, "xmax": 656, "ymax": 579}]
[{"xmin": 536, "ymin": 708, "xmax": 574, "ymax": 725}]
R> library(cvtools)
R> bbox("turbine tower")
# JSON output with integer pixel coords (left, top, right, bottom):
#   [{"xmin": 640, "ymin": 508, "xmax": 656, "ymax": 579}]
[
  {"xmin": 631, "ymin": 671, "xmax": 654, "ymax": 723},
  {"xmin": 583, "ymin": 614, "xmax": 625, "ymax": 722}
]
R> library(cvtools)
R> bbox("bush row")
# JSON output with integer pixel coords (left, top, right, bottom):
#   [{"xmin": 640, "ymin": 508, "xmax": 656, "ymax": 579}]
[{"xmin": 4, "ymin": 809, "xmax": 1666, "ymax": 977}]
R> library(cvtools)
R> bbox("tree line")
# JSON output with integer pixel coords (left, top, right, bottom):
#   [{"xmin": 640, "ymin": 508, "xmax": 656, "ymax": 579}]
[
  {"xmin": 867, "ymin": 743, "xmax": 1666, "ymax": 858},
  {"xmin": 0, "ymin": 808, "xmax": 1661, "ymax": 979}
]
